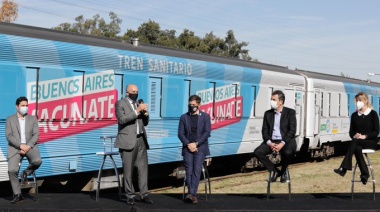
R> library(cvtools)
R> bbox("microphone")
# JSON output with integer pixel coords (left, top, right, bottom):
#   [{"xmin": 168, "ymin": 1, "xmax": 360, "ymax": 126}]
[{"xmin": 138, "ymin": 99, "xmax": 149, "ymax": 116}]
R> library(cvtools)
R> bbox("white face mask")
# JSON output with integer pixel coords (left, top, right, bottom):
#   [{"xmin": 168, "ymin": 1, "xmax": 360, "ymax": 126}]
[
  {"xmin": 356, "ymin": 101, "xmax": 365, "ymax": 110},
  {"xmin": 19, "ymin": 106, "xmax": 28, "ymax": 115},
  {"xmin": 270, "ymin": 100, "xmax": 278, "ymax": 110}
]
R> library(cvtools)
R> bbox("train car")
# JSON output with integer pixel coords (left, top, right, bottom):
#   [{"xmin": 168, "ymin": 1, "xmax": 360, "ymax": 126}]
[
  {"xmin": 296, "ymin": 69, "xmax": 380, "ymax": 158},
  {"xmin": 0, "ymin": 22, "xmax": 380, "ymax": 184}
]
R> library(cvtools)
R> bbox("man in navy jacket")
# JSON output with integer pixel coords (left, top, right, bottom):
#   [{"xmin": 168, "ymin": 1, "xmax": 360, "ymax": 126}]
[
  {"xmin": 253, "ymin": 90, "xmax": 297, "ymax": 183},
  {"xmin": 178, "ymin": 95, "xmax": 211, "ymax": 204}
]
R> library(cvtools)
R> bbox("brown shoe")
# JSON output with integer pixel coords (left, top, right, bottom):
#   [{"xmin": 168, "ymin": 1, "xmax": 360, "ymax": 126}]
[{"xmin": 191, "ymin": 195, "xmax": 198, "ymax": 204}]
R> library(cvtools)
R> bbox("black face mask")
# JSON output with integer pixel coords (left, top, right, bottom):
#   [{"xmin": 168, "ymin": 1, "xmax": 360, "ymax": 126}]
[
  {"xmin": 128, "ymin": 93, "xmax": 138, "ymax": 101},
  {"xmin": 188, "ymin": 105, "xmax": 199, "ymax": 114}
]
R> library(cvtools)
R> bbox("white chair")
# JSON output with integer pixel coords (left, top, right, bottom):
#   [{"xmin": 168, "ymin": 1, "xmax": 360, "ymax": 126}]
[
  {"xmin": 95, "ymin": 136, "xmax": 122, "ymax": 201},
  {"xmin": 182, "ymin": 159, "xmax": 211, "ymax": 201},
  {"xmin": 266, "ymin": 152, "xmax": 291, "ymax": 201},
  {"xmin": 351, "ymin": 149, "xmax": 376, "ymax": 200}
]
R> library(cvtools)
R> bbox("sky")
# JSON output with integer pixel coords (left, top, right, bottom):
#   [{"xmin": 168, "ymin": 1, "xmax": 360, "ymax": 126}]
[{"xmin": 13, "ymin": 0, "xmax": 380, "ymax": 82}]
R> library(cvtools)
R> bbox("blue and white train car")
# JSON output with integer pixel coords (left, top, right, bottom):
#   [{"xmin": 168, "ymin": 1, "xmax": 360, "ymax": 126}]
[{"xmin": 0, "ymin": 22, "xmax": 380, "ymax": 183}]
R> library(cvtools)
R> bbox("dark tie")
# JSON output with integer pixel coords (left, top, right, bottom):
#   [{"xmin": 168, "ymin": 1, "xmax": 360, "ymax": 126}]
[{"xmin": 132, "ymin": 101, "xmax": 141, "ymax": 134}]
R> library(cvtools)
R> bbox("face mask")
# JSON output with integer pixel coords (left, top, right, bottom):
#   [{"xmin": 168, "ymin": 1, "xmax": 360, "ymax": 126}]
[
  {"xmin": 270, "ymin": 100, "xmax": 278, "ymax": 110},
  {"xmin": 356, "ymin": 101, "xmax": 365, "ymax": 110},
  {"xmin": 128, "ymin": 93, "xmax": 138, "ymax": 101},
  {"xmin": 19, "ymin": 106, "xmax": 28, "ymax": 115},
  {"xmin": 188, "ymin": 105, "xmax": 199, "ymax": 114}
]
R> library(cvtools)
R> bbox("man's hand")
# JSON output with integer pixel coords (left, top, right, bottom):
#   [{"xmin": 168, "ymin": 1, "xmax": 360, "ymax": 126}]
[
  {"xmin": 273, "ymin": 143, "xmax": 285, "ymax": 152},
  {"xmin": 19, "ymin": 144, "xmax": 30, "ymax": 155},
  {"xmin": 187, "ymin": 142, "xmax": 198, "ymax": 153},
  {"xmin": 268, "ymin": 143, "xmax": 276, "ymax": 152},
  {"xmin": 137, "ymin": 103, "xmax": 148, "ymax": 113}
]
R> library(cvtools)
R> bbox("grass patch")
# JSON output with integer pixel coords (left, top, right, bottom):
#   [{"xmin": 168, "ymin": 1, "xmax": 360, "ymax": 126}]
[{"xmin": 152, "ymin": 151, "xmax": 380, "ymax": 194}]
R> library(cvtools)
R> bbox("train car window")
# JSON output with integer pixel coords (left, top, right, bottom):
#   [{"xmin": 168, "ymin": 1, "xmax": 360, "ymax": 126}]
[
  {"xmin": 210, "ymin": 82, "xmax": 216, "ymax": 118},
  {"xmin": 321, "ymin": 92, "xmax": 324, "ymax": 117},
  {"xmin": 250, "ymin": 86, "xmax": 257, "ymax": 117},
  {"xmin": 182, "ymin": 80, "xmax": 191, "ymax": 115},
  {"xmin": 194, "ymin": 80, "xmax": 215, "ymax": 118},
  {"xmin": 0, "ymin": 66, "xmax": 29, "ymax": 119},
  {"xmin": 314, "ymin": 90, "xmax": 322, "ymax": 135},
  {"xmin": 161, "ymin": 78, "xmax": 187, "ymax": 118},
  {"xmin": 339, "ymin": 93, "xmax": 349, "ymax": 117},
  {"xmin": 328, "ymin": 93, "xmax": 333, "ymax": 117},
  {"xmin": 233, "ymin": 83, "xmax": 242, "ymax": 118},
  {"xmin": 256, "ymin": 87, "xmax": 272, "ymax": 117},
  {"xmin": 378, "ymin": 97, "xmax": 380, "ymax": 114},
  {"xmin": 114, "ymin": 73, "xmax": 124, "ymax": 100},
  {"xmin": 28, "ymin": 67, "xmax": 89, "ymax": 121},
  {"xmin": 74, "ymin": 70, "xmax": 85, "ymax": 119},
  {"xmin": 338, "ymin": 93, "xmax": 341, "ymax": 116},
  {"xmin": 148, "ymin": 77, "xmax": 162, "ymax": 118},
  {"xmin": 75, "ymin": 70, "xmax": 116, "ymax": 120},
  {"xmin": 322, "ymin": 92, "xmax": 330, "ymax": 117},
  {"xmin": 283, "ymin": 89, "xmax": 295, "ymax": 109},
  {"xmin": 25, "ymin": 67, "xmax": 40, "ymax": 118},
  {"xmin": 328, "ymin": 92, "xmax": 338, "ymax": 117}
]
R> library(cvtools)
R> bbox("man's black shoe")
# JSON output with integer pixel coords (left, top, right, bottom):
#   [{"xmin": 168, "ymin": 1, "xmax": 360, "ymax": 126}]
[
  {"xmin": 271, "ymin": 169, "xmax": 280, "ymax": 182},
  {"xmin": 184, "ymin": 194, "xmax": 193, "ymax": 203},
  {"xmin": 11, "ymin": 193, "xmax": 24, "ymax": 204},
  {"xmin": 361, "ymin": 175, "xmax": 369, "ymax": 185},
  {"xmin": 280, "ymin": 172, "xmax": 287, "ymax": 183},
  {"xmin": 20, "ymin": 171, "xmax": 28, "ymax": 183},
  {"xmin": 126, "ymin": 197, "xmax": 134, "ymax": 205},
  {"xmin": 141, "ymin": 196, "xmax": 154, "ymax": 204},
  {"xmin": 333, "ymin": 167, "xmax": 346, "ymax": 177}
]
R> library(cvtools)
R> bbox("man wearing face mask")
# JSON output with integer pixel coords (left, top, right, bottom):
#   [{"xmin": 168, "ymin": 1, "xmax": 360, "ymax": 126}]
[
  {"xmin": 115, "ymin": 84, "xmax": 153, "ymax": 205},
  {"xmin": 334, "ymin": 92, "xmax": 379, "ymax": 185},
  {"xmin": 6, "ymin": 96, "xmax": 42, "ymax": 203},
  {"xmin": 253, "ymin": 90, "xmax": 297, "ymax": 183},
  {"xmin": 178, "ymin": 95, "xmax": 211, "ymax": 204}
]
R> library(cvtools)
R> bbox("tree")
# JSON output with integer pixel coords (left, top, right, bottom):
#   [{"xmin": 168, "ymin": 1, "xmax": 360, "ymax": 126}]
[
  {"xmin": 135, "ymin": 19, "xmax": 161, "ymax": 45},
  {"xmin": 201, "ymin": 31, "xmax": 224, "ymax": 55},
  {"xmin": 123, "ymin": 20, "xmax": 179, "ymax": 48},
  {"xmin": 0, "ymin": 0, "xmax": 18, "ymax": 23},
  {"xmin": 157, "ymin": 29, "xmax": 178, "ymax": 48},
  {"xmin": 178, "ymin": 29, "xmax": 201, "ymax": 51},
  {"xmin": 54, "ymin": 14, "xmax": 255, "ymax": 61},
  {"xmin": 53, "ymin": 12, "xmax": 122, "ymax": 38},
  {"xmin": 222, "ymin": 30, "xmax": 250, "ymax": 59},
  {"xmin": 340, "ymin": 72, "xmax": 350, "ymax": 78}
]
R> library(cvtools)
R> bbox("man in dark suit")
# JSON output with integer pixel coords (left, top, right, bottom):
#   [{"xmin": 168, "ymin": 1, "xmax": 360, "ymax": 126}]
[
  {"xmin": 178, "ymin": 95, "xmax": 211, "ymax": 204},
  {"xmin": 115, "ymin": 84, "xmax": 153, "ymax": 205},
  {"xmin": 6, "ymin": 96, "xmax": 42, "ymax": 203},
  {"xmin": 253, "ymin": 90, "xmax": 297, "ymax": 183}
]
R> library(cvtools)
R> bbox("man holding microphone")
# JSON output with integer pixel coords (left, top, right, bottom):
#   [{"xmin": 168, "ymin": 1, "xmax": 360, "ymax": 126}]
[{"xmin": 115, "ymin": 84, "xmax": 153, "ymax": 205}]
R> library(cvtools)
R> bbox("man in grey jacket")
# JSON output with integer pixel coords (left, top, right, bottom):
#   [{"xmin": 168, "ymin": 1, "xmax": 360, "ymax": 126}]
[
  {"xmin": 115, "ymin": 84, "xmax": 153, "ymax": 205},
  {"xmin": 6, "ymin": 96, "xmax": 42, "ymax": 203}
]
